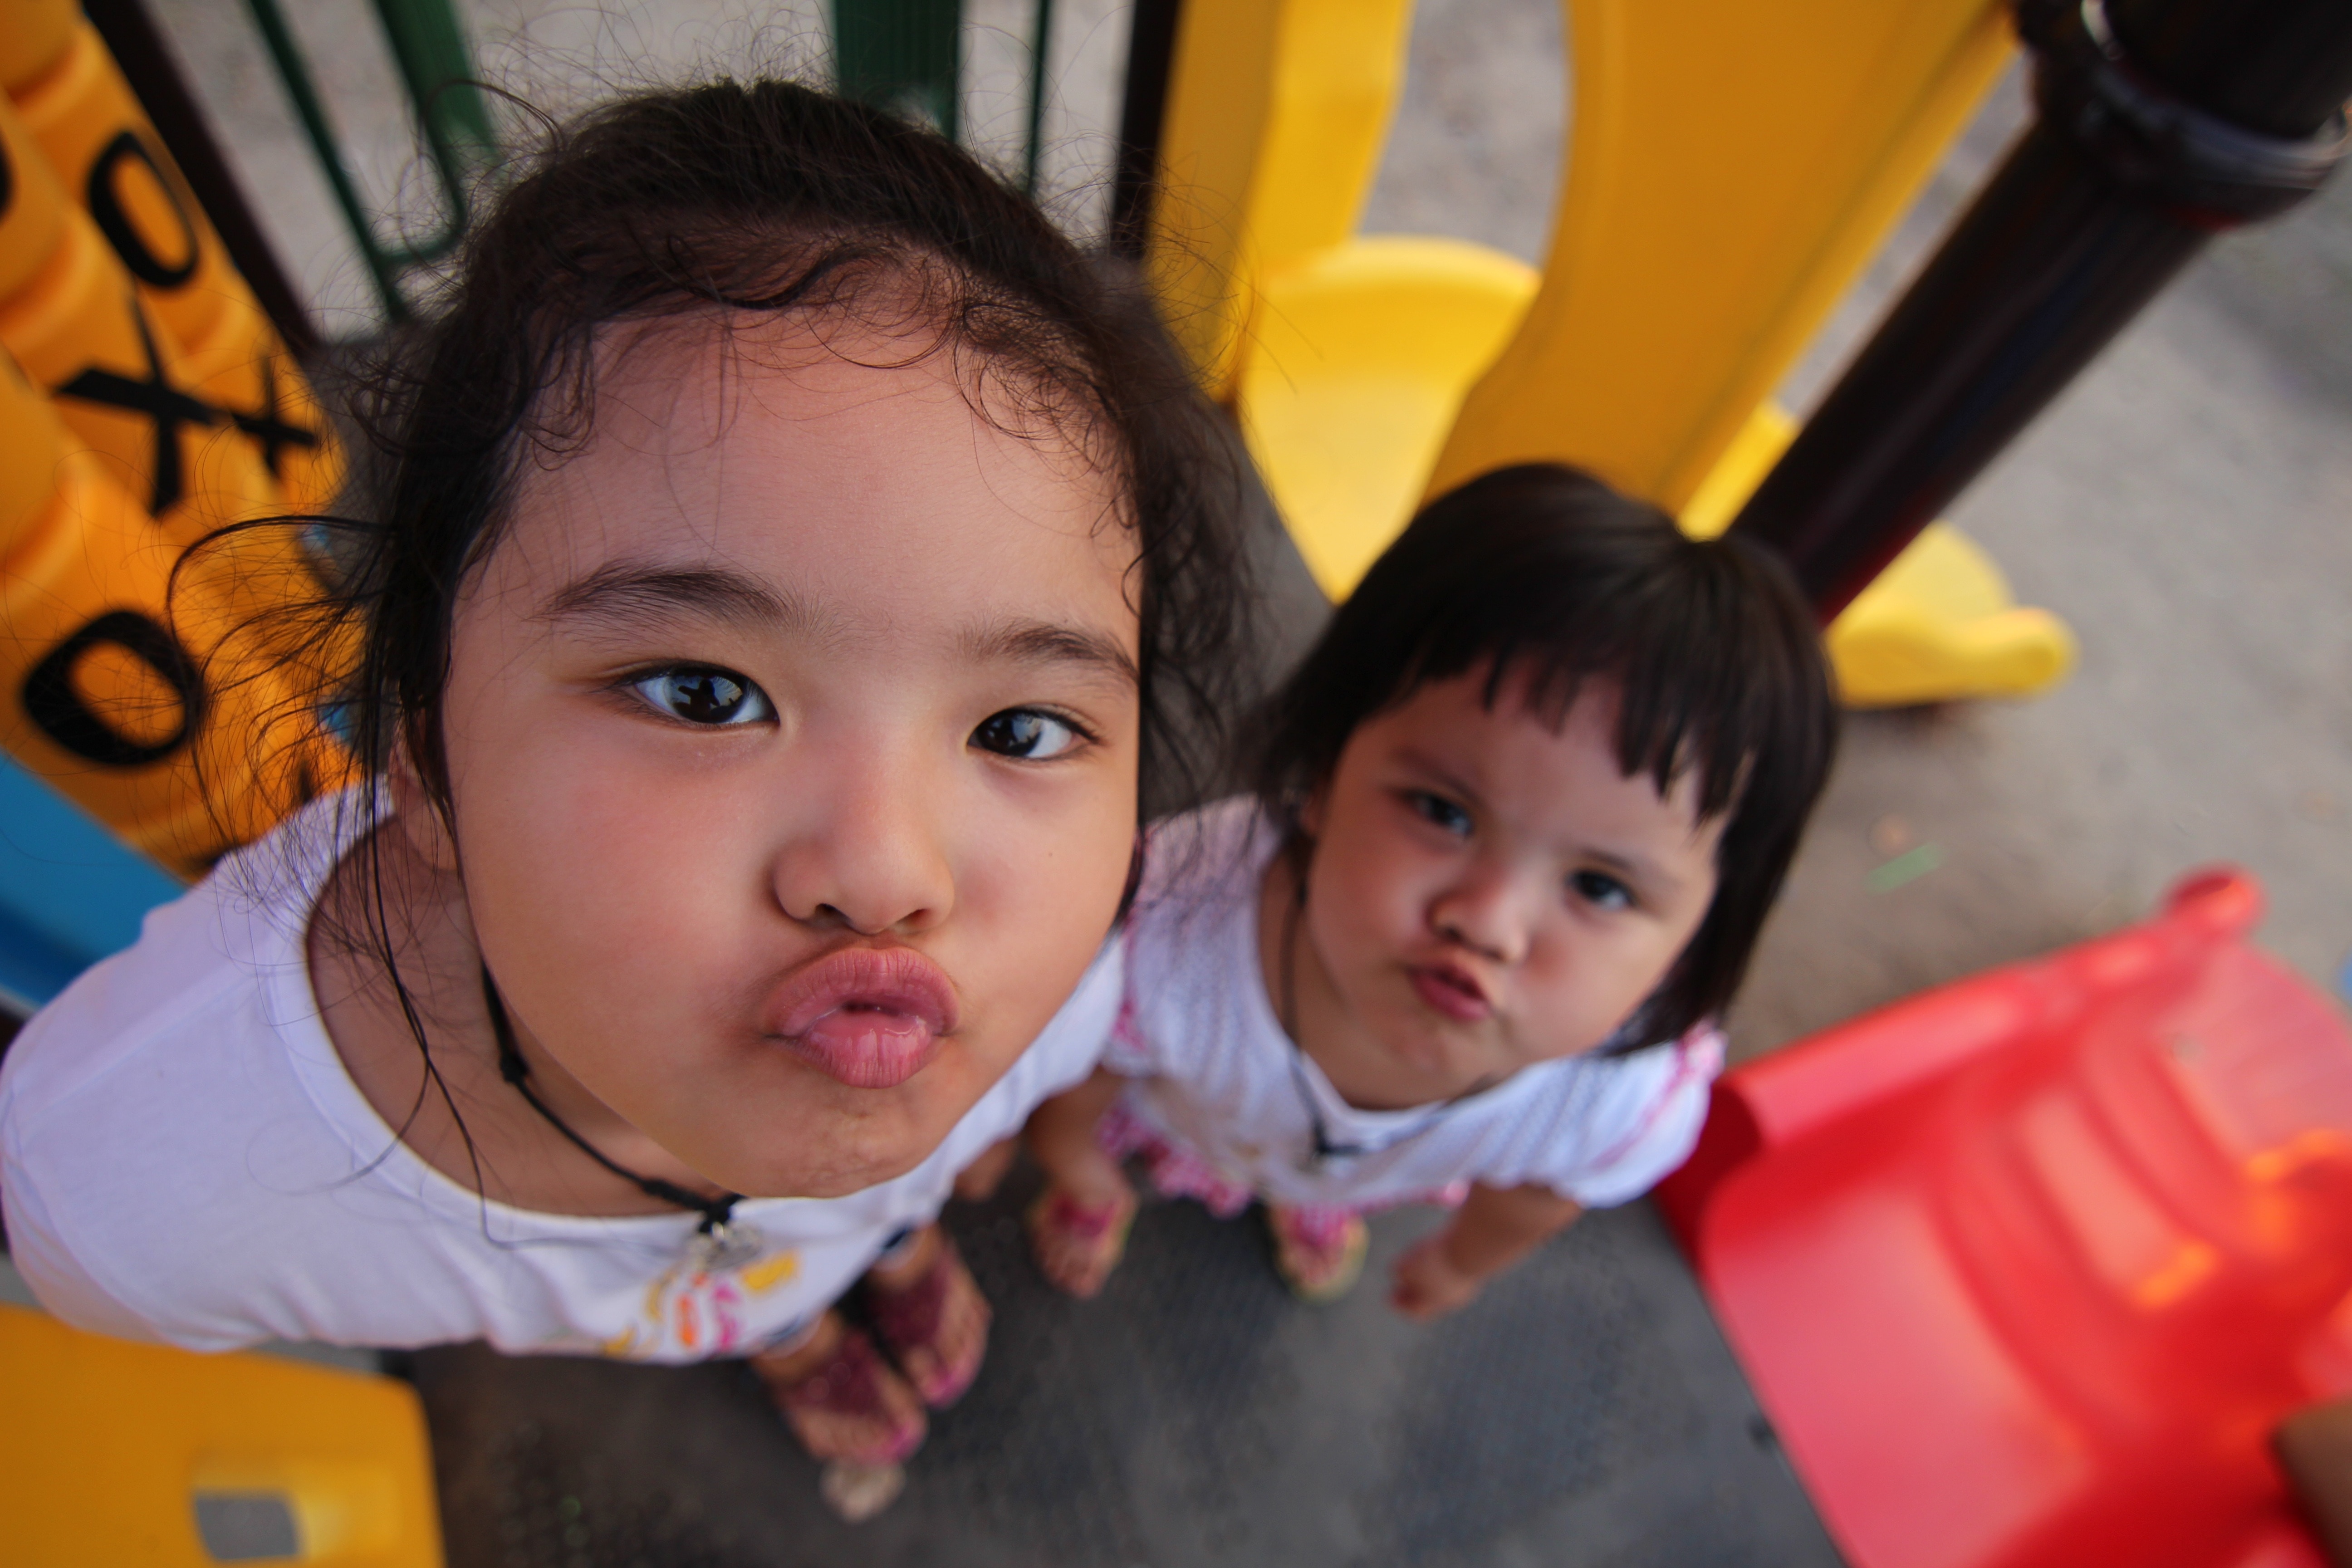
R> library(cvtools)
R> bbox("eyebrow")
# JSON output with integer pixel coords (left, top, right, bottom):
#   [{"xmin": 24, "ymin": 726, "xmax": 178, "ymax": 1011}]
[
  {"xmin": 1580, "ymin": 846, "xmax": 1648, "ymax": 879},
  {"xmin": 960, "ymin": 617, "xmax": 1140, "ymax": 692},
  {"xmin": 1394, "ymin": 745, "xmax": 1665, "ymax": 884},
  {"xmin": 534, "ymin": 560, "xmax": 813, "ymax": 637},
  {"xmin": 534, "ymin": 561, "xmax": 1137, "ymax": 691}
]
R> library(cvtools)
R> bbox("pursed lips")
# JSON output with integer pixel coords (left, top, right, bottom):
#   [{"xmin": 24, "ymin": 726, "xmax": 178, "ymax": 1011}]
[
  {"xmin": 1406, "ymin": 956, "xmax": 1495, "ymax": 1024},
  {"xmin": 764, "ymin": 944, "xmax": 961, "ymax": 1089}
]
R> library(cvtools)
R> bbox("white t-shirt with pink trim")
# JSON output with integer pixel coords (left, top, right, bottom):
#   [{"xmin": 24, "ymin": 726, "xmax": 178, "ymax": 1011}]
[
  {"xmin": 1106, "ymin": 798, "xmax": 1721, "ymax": 1212},
  {"xmin": 0, "ymin": 790, "xmax": 1117, "ymax": 1363}
]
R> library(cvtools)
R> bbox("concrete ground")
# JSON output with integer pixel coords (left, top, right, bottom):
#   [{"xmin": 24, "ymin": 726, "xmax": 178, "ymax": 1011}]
[{"xmin": 11, "ymin": 0, "xmax": 2352, "ymax": 1560}]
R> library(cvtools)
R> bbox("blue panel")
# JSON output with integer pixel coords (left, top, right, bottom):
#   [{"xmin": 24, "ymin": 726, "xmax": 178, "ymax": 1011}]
[{"xmin": 0, "ymin": 755, "xmax": 185, "ymax": 1012}]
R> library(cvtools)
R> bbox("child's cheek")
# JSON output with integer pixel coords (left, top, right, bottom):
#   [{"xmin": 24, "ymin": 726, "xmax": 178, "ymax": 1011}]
[{"xmin": 963, "ymin": 782, "xmax": 1132, "ymax": 997}]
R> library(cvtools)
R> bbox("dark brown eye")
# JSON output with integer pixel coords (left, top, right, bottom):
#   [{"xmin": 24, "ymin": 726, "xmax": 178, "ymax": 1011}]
[
  {"xmin": 972, "ymin": 708, "xmax": 1081, "ymax": 759},
  {"xmin": 633, "ymin": 668, "xmax": 772, "ymax": 725},
  {"xmin": 1409, "ymin": 791, "xmax": 1473, "ymax": 837},
  {"xmin": 1571, "ymin": 870, "xmax": 1633, "ymax": 911}
]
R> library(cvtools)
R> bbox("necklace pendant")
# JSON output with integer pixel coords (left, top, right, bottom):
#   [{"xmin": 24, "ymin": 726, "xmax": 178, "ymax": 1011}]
[{"xmin": 689, "ymin": 1219, "xmax": 768, "ymax": 1274}]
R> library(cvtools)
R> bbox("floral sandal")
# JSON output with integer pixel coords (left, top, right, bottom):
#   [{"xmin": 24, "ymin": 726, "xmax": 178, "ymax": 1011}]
[
  {"xmin": 1026, "ymin": 1182, "xmax": 1138, "ymax": 1300},
  {"xmin": 1265, "ymin": 1204, "xmax": 1369, "ymax": 1303},
  {"xmin": 863, "ymin": 1231, "xmax": 992, "ymax": 1409},
  {"xmin": 751, "ymin": 1313, "xmax": 928, "ymax": 1469}
]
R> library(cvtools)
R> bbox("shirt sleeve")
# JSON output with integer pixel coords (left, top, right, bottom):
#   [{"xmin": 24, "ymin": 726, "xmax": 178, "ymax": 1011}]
[
  {"xmin": 1098, "ymin": 922, "xmax": 1161, "ymax": 1077},
  {"xmin": 1512, "ymin": 1025, "xmax": 1725, "ymax": 1208},
  {"xmin": 1, "ymin": 1146, "xmax": 207, "ymax": 1347}
]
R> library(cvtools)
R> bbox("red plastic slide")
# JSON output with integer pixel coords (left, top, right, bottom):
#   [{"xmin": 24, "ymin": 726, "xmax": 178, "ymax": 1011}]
[{"xmin": 1658, "ymin": 870, "xmax": 2352, "ymax": 1568}]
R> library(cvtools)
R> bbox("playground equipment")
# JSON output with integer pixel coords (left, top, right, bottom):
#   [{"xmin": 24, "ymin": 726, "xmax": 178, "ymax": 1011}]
[
  {"xmin": 237, "ymin": 0, "xmax": 497, "ymax": 323},
  {"xmin": 5, "ymin": 2, "xmax": 341, "ymax": 511},
  {"xmin": 0, "ymin": 1305, "xmax": 444, "ymax": 1566},
  {"xmin": 832, "ymin": 0, "xmax": 1059, "ymax": 193},
  {"xmin": 0, "ymin": 749, "xmax": 179, "ymax": 1014},
  {"xmin": 1655, "ymin": 870, "xmax": 2352, "ymax": 1568},
  {"xmin": 1733, "ymin": 0, "xmax": 2352, "ymax": 619},
  {"xmin": 0, "ymin": 5, "xmax": 351, "ymax": 884},
  {"xmin": 1681, "ymin": 402, "xmax": 2078, "ymax": 708},
  {"xmin": 1127, "ymin": 0, "xmax": 2078, "ymax": 707},
  {"xmin": 0, "ymin": 334, "xmax": 342, "ymax": 880}
]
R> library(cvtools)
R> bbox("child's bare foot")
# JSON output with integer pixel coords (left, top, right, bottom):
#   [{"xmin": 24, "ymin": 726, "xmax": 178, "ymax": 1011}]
[
  {"xmin": 1027, "ymin": 1178, "xmax": 1137, "ymax": 1298},
  {"xmin": 1266, "ymin": 1205, "xmax": 1368, "ymax": 1303},
  {"xmin": 863, "ymin": 1225, "xmax": 990, "ymax": 1408},
  {"xmin": 751, "ymin": 1311, "xmax": 926, "ymax": 1467},
  {"xmin": 951, "ymin": 1136, "xmax": 1019, "ymax": 1202}
]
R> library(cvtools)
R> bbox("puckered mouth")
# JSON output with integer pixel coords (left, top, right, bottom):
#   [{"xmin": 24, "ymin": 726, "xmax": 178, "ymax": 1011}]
[{"xmin": 765, "ymin": 944, "xmax": 960, "ymax": 1089}]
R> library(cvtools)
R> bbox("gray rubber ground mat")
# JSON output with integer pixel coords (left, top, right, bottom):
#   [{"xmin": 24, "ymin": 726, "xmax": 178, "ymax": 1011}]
[{"xmin": 410, "ymin": 1173, "xmax": 1843, "ymax": 1568}]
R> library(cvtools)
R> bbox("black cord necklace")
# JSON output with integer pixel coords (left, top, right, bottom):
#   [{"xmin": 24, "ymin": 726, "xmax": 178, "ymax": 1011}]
[
  {"xmin": 1275, "ymin": 878, "xmax": 1486, "ymax": 1171},
  {"xmin": 480, "ymin": 967, "xmax": 763, "ymax": 1270}
]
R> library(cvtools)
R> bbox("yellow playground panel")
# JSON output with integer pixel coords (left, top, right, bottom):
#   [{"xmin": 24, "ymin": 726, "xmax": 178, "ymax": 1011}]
[
  {"xmin": 0, "ymin": 1305, "xmax": 444, "ymax": 1567},
  {"xmin": 1149, "ymin": 0, "xmax": 2076, "ymax": 707},
  {"xmin": 0, "ymin": 1, "xmax": 353, "ymax": 878},
  {"xmin": 1238, "ymin": 236, "xmax": 1539, "ymax": 598}
]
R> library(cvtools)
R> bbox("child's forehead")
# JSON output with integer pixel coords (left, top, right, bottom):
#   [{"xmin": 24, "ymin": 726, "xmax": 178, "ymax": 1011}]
[
  {"xmin": 571, "ymin": 303, "xmax": 1107, "ymax": 462},
  {"xmin": 512, "ymin": 309, "xmax": 1117, "ymax": 511},
  {"xmin": 464, "ymin": 315, "xmax": 1137, "ymax": 644},
  {"xmin": 1383, "ymin": 666, "xmax": 1718, "ymax": 822}
]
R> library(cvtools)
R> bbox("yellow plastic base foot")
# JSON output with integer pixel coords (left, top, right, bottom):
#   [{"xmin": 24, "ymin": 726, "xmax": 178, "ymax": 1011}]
[{"xmin": 1682, "ymin": 402, "xmax": 2077, "ymax": 708}]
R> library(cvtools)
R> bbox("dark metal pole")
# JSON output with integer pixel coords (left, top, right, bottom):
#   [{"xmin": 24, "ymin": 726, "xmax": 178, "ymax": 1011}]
[
  {"xmin": 1108, "ymin": 0, "xmax": 1180, "ymax": 260},
  {"xmin": 1730, "ymin": 0, "xmax": 2352, "ymax": 621}
]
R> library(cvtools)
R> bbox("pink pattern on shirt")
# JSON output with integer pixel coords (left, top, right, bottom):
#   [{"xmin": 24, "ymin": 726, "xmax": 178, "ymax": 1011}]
[
  {"xmin": 1581, "ymin": 1023, "xmax": 1725, "ymax": 1174},
  {"xmin": 1096, "ymin": 1098, "xmax": 1468, "ymax": 1242},
  {"xmin": 1098, "ymin": 1098, "xmax": 1255, "ymax": 1217}
]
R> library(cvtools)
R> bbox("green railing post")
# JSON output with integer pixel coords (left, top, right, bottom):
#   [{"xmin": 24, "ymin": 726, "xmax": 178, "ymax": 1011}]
[
  {"xmin": 833, "ymin": 0, "xmax": 1056, "ymax": 192},
  {"xmin": 242, "ymin": 0, "xmax": 495, "ymax": 324},
  {"xmin": 833, "ymin": 0, "xmax": 963, "ymax": 140},
  {"xmin": 1023, "ymin": 0, "xmax": 1054, "ymax": 195}
]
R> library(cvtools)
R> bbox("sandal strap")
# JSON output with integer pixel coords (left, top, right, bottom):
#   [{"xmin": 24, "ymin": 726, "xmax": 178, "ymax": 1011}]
[
  {"xmin": 864, "ymin": 1235, "xmax": 964, "ymax": 1352},
  {"xmin": 1270, "ymin": 1204, "xmax": 1362, "ymax": 1254},
  {"xmin": 767, "ymin": 1323, "xmax": 895, "ymax": 1418},
  {"xmin": 1043, "ymin": 1190, "xmax": 1132, "ymax": 1242}
]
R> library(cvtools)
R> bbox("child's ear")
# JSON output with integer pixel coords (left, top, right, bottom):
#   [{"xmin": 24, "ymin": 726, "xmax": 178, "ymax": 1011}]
[
  {"xmin": 1298, "ymin": 780, "xmax": 1332, "ymax": 840},
  {"xmin": 388, "ymin": 729, "xmax": 461, "ymax": 873}
]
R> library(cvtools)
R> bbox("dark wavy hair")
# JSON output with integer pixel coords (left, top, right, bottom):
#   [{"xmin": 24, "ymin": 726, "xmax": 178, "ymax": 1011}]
[
  {"xmin": 227, "ymin": 77, "xmax": 1258, "ymax": 1166},
  {"xmin": 321, "ymin": 76, "xmax": 1253, "ymax": 826},
  {"xmin": 1253, "ymin": 463, "xmax": 1835, "ymax": 1051}
]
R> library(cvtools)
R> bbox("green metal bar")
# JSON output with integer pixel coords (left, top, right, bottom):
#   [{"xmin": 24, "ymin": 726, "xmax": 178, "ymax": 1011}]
[
  {"xmin": 833, "ymin": 0, "xmax": 962, "ymax": 140},
  {"xmin": 361, "ymin": 0, "xmax": 491, "ymax": 268},
  {"xmin": 240, "ymin": 0, "xmax": 411, "ymax": 320},
  {"xmin": 371, "ymin": 0, "xmax": 498, "ymax": 160},
  {"xmin": 1023, "ymin": 0, "xmax": 1054, "ymax": 194},
  {"xmin": 242, "ymin": 0, "xmax": 495, "ymax": 324}
]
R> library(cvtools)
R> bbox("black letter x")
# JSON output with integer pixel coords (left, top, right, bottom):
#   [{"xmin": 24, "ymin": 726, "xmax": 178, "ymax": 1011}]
[
  {"xmin": 229, "ymin": 352, "xmax": 320, "ymax": 482},
  {"xmin": 54, "ymin": 294, "xmax": 221, "ymax": 517}
]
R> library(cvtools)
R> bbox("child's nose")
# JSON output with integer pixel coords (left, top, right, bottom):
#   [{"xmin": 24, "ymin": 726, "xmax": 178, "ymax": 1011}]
[
  {"xmin": 769, "ymin": 747, "xmax": 956, "ymax": 936},
  {"xmin": 1428, "ymin": 865, "xmax": 1529, "ymax": 965}
]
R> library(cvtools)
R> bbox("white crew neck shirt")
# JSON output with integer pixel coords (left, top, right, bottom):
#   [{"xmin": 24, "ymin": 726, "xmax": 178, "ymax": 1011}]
[
  {"xmin": 0, "ymin": 789, "xmax": 1116, "ymax": 1362},
  {"xmin": 1105, "ymin": 799, "xmax": 1720, "ymax": 1211}
]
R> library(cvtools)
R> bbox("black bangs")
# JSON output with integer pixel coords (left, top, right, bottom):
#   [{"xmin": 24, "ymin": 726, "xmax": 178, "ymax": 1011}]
[{"xmin": 1252, "ymin": 462, "xmax": 1838, "ymax": 1049}]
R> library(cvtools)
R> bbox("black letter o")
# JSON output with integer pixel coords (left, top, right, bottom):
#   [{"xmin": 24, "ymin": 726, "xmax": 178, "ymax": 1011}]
[
  {"xmin": 86, "ymin": 131, "xmax": 198, "ymax": 290},
  {"xmin": 23, "ymin": 609, "xmax": 206, "ymax": 767}
]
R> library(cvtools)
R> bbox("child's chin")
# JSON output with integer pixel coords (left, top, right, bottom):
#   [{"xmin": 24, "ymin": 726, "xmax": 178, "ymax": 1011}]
[
  {"xmin": 714, "ymin": 1108, "xmax": 947, "ymax": 1200},
  {"xmin": 1377, "ymin": 1026, "xmax": 1484, "ymax": 1086}
]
